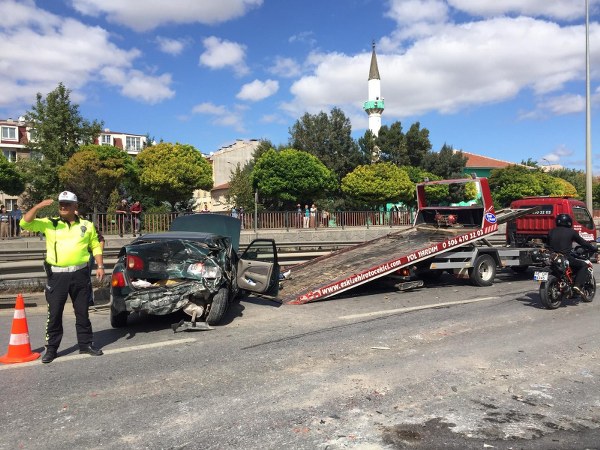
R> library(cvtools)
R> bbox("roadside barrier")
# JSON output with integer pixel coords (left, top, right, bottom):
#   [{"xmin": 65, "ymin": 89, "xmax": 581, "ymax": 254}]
[{"xmin": 0, "ymin": 293, "xmax": 40, "ymax": 364}]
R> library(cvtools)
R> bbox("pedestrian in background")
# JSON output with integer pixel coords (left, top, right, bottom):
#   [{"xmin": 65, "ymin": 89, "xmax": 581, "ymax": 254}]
[
  {"xmin": 310, "ymin": 203, "xmax": 317, "ymax": 228},
  {"xmin": 296, "ymin": 204, "xmax": 303, "ymax": 228},
  {"xmin": 115, "ymin": 198, "xmax": 129, "ymax": 237},
  {"xmin": 20, "ymin": 191, "xmax": 105, "ymax": 363},
  {"xmin": 0, "ymin": 205, "xmax": 9, "ymax": 239},
  {"xmin": 130, "ymin": 200, "xmax": 142, "ymax": 237},
  {"xmin": 10, "ymin": 205, "xmax": 22, "ymax": 237},
  {"xmin": 303, "ymin": 204, "xmax": 310, "ymax": 228},
  {"xmin": 231, "ymin": 206, "xmax": 239, "ymax": 219}
]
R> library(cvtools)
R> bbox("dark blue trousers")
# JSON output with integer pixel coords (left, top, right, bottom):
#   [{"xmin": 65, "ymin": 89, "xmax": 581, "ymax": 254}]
[{"xmin": 45, "ymin": 268, "xmax": 93, "ymax": 350}]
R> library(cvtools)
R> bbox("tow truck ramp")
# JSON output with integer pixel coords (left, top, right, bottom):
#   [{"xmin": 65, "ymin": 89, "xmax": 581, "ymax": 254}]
[{"xmin": 277, "ymin": 177, "xmax": 539, "ymax": 305}]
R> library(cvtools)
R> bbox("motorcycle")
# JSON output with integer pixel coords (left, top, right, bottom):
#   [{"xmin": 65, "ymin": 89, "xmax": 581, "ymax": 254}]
[{"xmin": 533, "ymin": 245, "xmax": 597, "ymax": 310}]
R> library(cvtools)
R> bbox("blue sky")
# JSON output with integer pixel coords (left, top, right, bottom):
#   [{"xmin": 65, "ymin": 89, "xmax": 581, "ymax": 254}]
[{"xmin": 1, "ymin": 0, "xmax": 600, "ymax": 173}]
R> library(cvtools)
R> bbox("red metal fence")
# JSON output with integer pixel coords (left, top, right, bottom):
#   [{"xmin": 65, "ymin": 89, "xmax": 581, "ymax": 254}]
[{"xmin": 91, "ymin": 209, "xmax": 414, "ymax": 236}]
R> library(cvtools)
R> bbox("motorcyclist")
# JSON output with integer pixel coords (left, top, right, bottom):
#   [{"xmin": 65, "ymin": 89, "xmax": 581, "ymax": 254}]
[{"xmin": 547, "ymin": 213, "xmax": 597, "ymax": 299}]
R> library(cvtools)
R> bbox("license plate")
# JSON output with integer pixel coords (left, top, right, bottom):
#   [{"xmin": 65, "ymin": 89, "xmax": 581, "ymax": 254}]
[
  {"xmin": 533, "ymin": 271, "xmax": 548, "ymax": 281},
  {"xmin": 149, "ymin": 261, "xmax": 166, "ymax": 272}
]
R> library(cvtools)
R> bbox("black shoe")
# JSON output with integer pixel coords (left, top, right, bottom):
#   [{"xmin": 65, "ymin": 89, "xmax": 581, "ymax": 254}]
[
  {"xmin": 79, "ymin": 345, "xmax": 104, "ymax": 356},
  {"xmin": 42, "ymin": 349, "xmax": 57, "ymax": 364},
  {"xmin": 573, "ymin": 286, "xmax": 588, "ymax": 301}
]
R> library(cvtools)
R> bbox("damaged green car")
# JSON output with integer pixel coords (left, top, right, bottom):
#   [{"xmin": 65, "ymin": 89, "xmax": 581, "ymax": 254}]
[{"xmin": 109, "ymin": 214, "xmax": 280, "ymax": 329}]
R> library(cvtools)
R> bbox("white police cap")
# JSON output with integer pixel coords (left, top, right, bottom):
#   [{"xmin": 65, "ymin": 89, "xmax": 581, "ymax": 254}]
[{"xmin": 58, "ymin": 191, "xmax": 78, "ymax": 203}]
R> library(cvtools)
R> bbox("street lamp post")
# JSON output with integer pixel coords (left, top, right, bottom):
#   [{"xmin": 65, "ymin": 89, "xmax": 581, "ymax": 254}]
[
  {"xmin": 254, "ymin": 189, "xmax": 258, "ymax": 231},
  {"xmin": 585, "ymin": 0, "xmax": 593, "ymax": 211}
]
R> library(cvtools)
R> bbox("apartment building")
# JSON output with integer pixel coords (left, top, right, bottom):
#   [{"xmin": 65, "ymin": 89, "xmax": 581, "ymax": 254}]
[
  {"xmin": 194, "ymin": 139, "xmax": 260, "ymax": 212},
  {"xmin": 95, "ymin": 129, "xmax": 148, "ymax": 155},
  {"xmin": 0, "ymin": 119, "xmax": 147, "ymax": 209},
  {"xmin": 0, "ymin": 118, "xmax": 31, "ymax": 210}
]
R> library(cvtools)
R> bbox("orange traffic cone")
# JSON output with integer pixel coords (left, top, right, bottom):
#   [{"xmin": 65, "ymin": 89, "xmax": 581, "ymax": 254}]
[{"xmin": 0, "ymin": 294, "xmax": 40, "ymax": 364}]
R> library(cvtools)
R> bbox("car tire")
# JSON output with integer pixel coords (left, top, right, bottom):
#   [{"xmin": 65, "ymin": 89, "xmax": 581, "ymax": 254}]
[
  {"xmin": 206, "ymin": 287, "xmax": 229, "ymax": 325},
  {"xmin": 110, "ymin": 305, "xmax": 129, "ymax": 328}
]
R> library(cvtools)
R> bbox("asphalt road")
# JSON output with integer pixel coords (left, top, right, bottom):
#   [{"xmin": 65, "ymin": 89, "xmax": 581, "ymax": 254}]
[{"xmin": 0, "ymin": 266, "xmax": 599, "ymax": 449}]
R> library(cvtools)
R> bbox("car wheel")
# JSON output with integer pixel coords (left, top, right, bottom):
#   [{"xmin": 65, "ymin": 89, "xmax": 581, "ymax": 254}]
[
  {"xmin": 469, "ymin": 254, "xmax": 496, "ymax": 287},
  {"xmin": 110, "ymin": 305, "xmax": 129, "ymax": 328},
  {"xmin": 206, "ymin": 287, "xmax": 229, "ymax": 325}
]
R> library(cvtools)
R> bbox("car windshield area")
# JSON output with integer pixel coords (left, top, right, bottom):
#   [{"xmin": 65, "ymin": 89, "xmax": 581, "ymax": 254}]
[{"xmin": 572, "ymin": 205, "xmax": 595, "ymax": 230}]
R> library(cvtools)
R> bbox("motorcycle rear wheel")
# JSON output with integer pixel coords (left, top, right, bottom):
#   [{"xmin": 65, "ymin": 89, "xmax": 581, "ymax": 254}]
[
  {"xmin": 539, "ymin": 275, "xmax": 563, "ymax": 309},
  {"xmin": 580, "ymin": 274, "xmax": 596, "ymax": 303}
]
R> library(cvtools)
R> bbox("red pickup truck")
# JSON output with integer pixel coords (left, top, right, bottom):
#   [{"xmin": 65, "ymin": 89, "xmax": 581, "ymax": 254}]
[{"xmin": 507, "ymin": 196, "xmax": 597, "ymax": 247}]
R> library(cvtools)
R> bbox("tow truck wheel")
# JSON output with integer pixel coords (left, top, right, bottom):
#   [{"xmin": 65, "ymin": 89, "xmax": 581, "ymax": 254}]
[
  {"xmin": 206, "ymin": 287, "xmax": 229, "ymax": 325},
  {"xmin": 469, "ymin": 254, "xmax": 496, "ymax": 287}
]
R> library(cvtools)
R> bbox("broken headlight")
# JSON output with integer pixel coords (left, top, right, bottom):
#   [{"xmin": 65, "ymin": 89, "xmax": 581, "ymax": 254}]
[{"xmin": 187, "ymin": 262, "xmax": 222, "ymax": 279}]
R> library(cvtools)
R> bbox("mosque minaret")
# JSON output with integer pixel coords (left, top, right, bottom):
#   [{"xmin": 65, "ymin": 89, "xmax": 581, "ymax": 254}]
[{"xmin": 363, "ymin": 42, "xmax": 384, "ymax": 137}]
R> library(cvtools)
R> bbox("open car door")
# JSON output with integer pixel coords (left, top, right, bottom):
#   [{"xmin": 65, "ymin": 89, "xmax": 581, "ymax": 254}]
[{"xmin": 238, "ymin": 239, "xmax": 279, "ymax": 296}]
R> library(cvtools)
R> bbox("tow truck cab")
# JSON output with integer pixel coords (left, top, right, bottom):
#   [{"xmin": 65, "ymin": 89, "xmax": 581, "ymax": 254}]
[{"xmin": 507, "ymin": 196, "xmax": 596, "ymax": 247}]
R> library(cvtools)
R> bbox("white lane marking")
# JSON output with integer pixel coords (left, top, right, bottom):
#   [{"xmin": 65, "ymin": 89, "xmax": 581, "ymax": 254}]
[
  {"xmin": 338, "ymin": 297, "xmax": 498, "ymax": 320},
  {"xmin": 0, "ymin": 337, "xmax": 197, "ymax": 371}
]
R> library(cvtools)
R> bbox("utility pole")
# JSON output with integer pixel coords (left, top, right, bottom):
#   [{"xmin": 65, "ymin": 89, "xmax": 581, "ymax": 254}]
[{"xmin": 585, "ymin": 0, "xmax": 593, "ymax": 211}]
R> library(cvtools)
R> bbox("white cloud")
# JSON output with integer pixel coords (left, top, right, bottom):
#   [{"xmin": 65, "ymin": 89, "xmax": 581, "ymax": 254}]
[
  {"xmin": 269, "ymin": 57, "xmax": 302, "ymax": 78},
  {"xmin": 448, "ymin": 0, "xmax": 592, "ymax": 21},
  {"xmin": 519, "ymin": 94, "xmax": 586, "ymax": 119},
  {"xmin": 541, "ymin": 145, "xmax": 574, "ymax": 163},
  {"xmin": 284, "ymin": 15, "xmax": 599, "ymax": 130},
  {"xmin": 237, "ymin": 79, "xmax": 279, "ymax": 101},
  {"xmin": 199, "ymin": 36, "xmax": 249, "ymax": 76},
  {"xmin": 260, "ymin": 113, "xmax": 287, "ymax": 124},
  {"xmin": 191, "ymin": 102, "xmax": 245, "ymax": 132},
  {"xmin": 101, "ymin": 68, "xmax": 175, "ymax": 104},
  {"xmin": 0, "ymin": 0, "xmax": 173, "ymax": 107},
  {"xmin": 70, "ymin": 0, "xmax": 263, "ymax": 32},
  {"xmin": 288, "ymin": 31, "xmax": 317, "ymax": 46},
  {"xmin": 156, "ymin": 36, "xmax": 187, "ymax": 55}
]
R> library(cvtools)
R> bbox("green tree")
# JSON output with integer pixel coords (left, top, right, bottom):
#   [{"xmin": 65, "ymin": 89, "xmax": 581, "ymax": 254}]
[
  {"xmin": 0, "ymin": 154, "xmax": 25, "ymax": 195},
  {"xmin": 226, "ymin": 162, "xmax": 255, "ymax": 211},
  {"xmin": 22, "ymin": 83, "xmax": 103, "ymax": 202},
  {"xmin": 488, "ymin": 165, "xmax": 544, "ymax": 207},
  {"xmin": 375, "ymin": 122, "xmax": 408, "ymax": 165},
  {"xmin": 399, "ymin": 165, "xmax": 443, "ymax": 207},
  {"xmin": 422, "ymin": 144, "xmax": 468, "ymax": 178},
  {"xmin": 58, "ymin": 144, "xmax": 137, "ymax": 213},
  {"xmin": 136, "ymin": 142, "xmax": 213, "ymax": 210},
  {"xmin": 520, "ymin": 158, "xmax": 539, "ymax": 167},
  {"xmin": 405, "ymin": 122, "xmax": 432, "ymax": 167},
  {"xmin": 357, "ymin": 129, "xmax": 377, "ymax": 163},
  {"xmin": 341, "ymin": 162, "xmax": 413, "ymax": 205},
  {"xmin": 251, "ymin": 148, "xmax": 338, "ymax": 209},
  {"xmin": 592, "ymin": 179, "xmax": 600, "ymax": 208},
  {"xmin": 546, "ymin": 167, "xmax": 585, "ymax": 199},
  {"xmin": 289, "ymin": 107, "xmax": 368, "ymax": 180}
]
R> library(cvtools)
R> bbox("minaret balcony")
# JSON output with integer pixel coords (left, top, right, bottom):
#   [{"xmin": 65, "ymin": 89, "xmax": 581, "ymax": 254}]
[{"xmin": 363, "ymin": 100, "xmax": 385, "ymax": 111}]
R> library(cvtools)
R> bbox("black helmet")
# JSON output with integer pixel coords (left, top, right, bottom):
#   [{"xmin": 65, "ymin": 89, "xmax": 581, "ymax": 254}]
[{"xmin": 556, "ymin": 213, "xmax": 573, "ymax": 228}]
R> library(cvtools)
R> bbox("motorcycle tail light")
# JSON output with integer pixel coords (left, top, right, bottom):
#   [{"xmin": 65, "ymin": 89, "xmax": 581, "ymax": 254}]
[
  {"xmin": 111, "ymin": 272, "xmax": 126, "ymax": 287},
  {"xmin": 126, "ymin": 255, "xmax": 144, "ymax": 270}
]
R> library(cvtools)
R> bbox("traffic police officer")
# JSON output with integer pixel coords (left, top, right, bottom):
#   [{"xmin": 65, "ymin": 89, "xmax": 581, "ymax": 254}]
[{"xmin": 20, "ymin": 191, "xmax": 105, "ymax": 363}]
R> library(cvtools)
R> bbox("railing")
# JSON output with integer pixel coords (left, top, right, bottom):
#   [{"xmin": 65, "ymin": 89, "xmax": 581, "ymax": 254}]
[{"xmin": 85, "ymin": 210, "xmax": 414, "ymax": 236}]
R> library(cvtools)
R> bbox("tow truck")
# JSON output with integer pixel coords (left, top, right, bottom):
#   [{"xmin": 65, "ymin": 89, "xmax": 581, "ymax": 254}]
[{"xmin": 278, "ymin": 176, "xmax": 539, "ymax": 305}]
